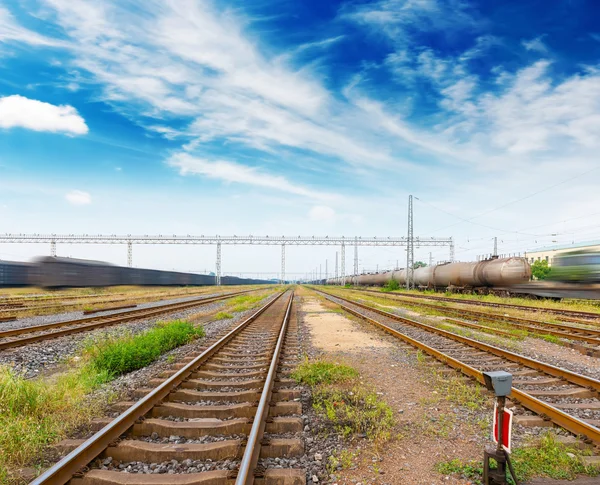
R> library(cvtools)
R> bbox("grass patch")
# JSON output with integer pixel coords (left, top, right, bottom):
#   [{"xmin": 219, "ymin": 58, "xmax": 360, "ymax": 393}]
[
  {"xmin": 327, "ymin": 449, "xmax": 358, "ymax": 474},
  {"xmin": 0, "ymin": 320, "xmax": 206, "ymax": 483},
  {"xmin": 292, "ymin": 359, "xmax": 358, "ymax": 386},
  {"xmin": 84, "ymin": 320, "xmax": 204, "ymax": 378},
  {"xmin": 227, "ymin": 293, "xmax": 270, "ymax": 313},
  {"xmin": 294, "ymin": 359, "xmax": 394, "ymax": 442},
  {"xmin": 511, "ymin": 433, "xmax": 599, "ymax": 482},
  {"xmin": 0, "ymin": 365, "xmax": 109, "ymax": 484},
  {"xmin": 214, "ymin": 311, "xmax": 234, "ymax": 320},
  {"xmin": 382, "ymin": 279, "xmax": 400, "ymax": 292},
  {"xmin": 416, "ymin": 356, "xmax": 489, "ymax": 410},
  {"xmin": 436, "ymin": 459, "xmax": 483, "ymax": 483},
  {"xmin": 436, "ymin": 433, "xmax": 600, "ymax": 484},
  {"xmin": 313, "ymin": 385, "xmax": 395, "ymax": 441},
  {"xmin": 540, "ymin": 333, "xmax": 561, "ymax": 344}
]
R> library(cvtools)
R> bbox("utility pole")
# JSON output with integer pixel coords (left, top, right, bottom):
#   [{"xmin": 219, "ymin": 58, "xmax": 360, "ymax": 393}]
[
  {"xmin": 335, "ymin": 251, "xmax": 339, "ymax": 280},
  {"xmin": 429, "ymin": 252, "xmax": 433, "ymax": 267},
  {"xmin": 127, "ymin": 241, "xmax": 133, "ymax": 267},
  {"xmin": 215, "ymin": 241, "xmax": 222, "ymax": 286},
  {"xmin": 325, "ymin": 259, "xmax": 328, "ymax": 282},
  {"xmin": 354, "ymin": 236, "xmax": 358, "ymax": 286},
  {"xmin": 341, "ymin": 243, "xmax": 346, "ymax": 286},
  {"xmin": 493, "ymin": 237, "xmax": 498, "ymax": 257},
  {"xmin": 281, "ymin": 244, "xmax": 286, "ymax": 284},
  {"xmin": 319, "ymin": 264, "xmax": 322, "ymax": 282},
  {"xmin": 406, "ymin": 194, "xmax": 414, "ymax": 289}
]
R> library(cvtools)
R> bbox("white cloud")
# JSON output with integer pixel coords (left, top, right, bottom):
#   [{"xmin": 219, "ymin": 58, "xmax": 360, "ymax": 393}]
[
  {"xmin": 167, "ymin": 152, "xmax": 338, "ymax": 201},
  {"xmin": 442, "ymin": 60, "xmax": 600, "ymax": 155},
  {"xmin": 522, "ymin": 36, "xmax": 548, "ymax": 53},
  {"xmin": 309, "ymin": 205, "xmax": 336, "ymax": 221},
  {"xmin": 0, "ymin": 95, "xmax": 88, "ymax": 135},
  {"xmin": 65, "ymin": 190, "xmax": 91, "ymax": 205},
  {"xmin": 0, "ymin": 6, "xmax": 66, "ymax": 47},
  {"xmin": 0, "ymin": 1, "xmax": 397, "ymax": 171}
]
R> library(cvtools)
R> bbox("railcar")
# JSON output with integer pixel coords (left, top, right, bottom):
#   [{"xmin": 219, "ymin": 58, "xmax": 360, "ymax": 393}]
[
  {"xmin": 547, "ymin": 250, "xmax": 600, "ymax": 283},
  {"xmin": 28, "ymin": 257, "xmax": 267, "ymax": 288},
  {"xmin": 325, "ymin": 257, "xmax": 531, "ymax": 294},
  {"xmin": 0, "ymin": 260, "xmax": 34, "ymax": 287}
]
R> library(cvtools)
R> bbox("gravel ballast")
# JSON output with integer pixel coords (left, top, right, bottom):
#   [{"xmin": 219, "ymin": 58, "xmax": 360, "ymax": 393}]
[{"xmin": 0, "ymin": 291, "xmax": 278, "ymax": 378}]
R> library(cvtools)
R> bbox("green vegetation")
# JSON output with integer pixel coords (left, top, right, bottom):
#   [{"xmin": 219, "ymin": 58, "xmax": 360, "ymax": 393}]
[
  {"xmin": 415, "ymin": 354, "xmax": 489, "ymax": 411},
  {"xmin": 313, "ymin": 385, "xmax": 395, "ymax": 441},
  {"xmin": 540, "ymin": 333, "xmax": 561, "ymax": 344},
  {"xmin": 293, "ymin": 359, "xmax": 394, "ymax": 442},
  {"xmin": 0, "ymin": 320, "xmax": 205, "ymax": 483},
  {"xmin": 227, "ymin": 293, "xmax": 269, "ymax": 313},
  {"xmin": 291, "ymin": 358, "xmax": 358, "ymax": 386},
  {"xmin": 327, "ymin": 449, "xmax": 358, "ymax": 474},
  {"xmin": 531, "ymin": 259, "xmax": 552, "ymax": 280},
  {"xmin": 436, "ymin": 459, "xmax": 483, "ymax": 483},
  {"xmin": 436, "ymin": 433, "xmax": 600, "ymax": 484},
  {"xmin": 0, "ymin": 365, "xmax": 108, "ymax": 484},
  {"xmin": 84, "ymin": 320, "xmax": 204, "ymax": 378},
  {"xmin": 214, "ymin": 311, "xmax": 234, "ymax": 320},
  {"xmin": 511, "ymin": 433, "xmax": 599, "ymax": 481},
  {"xmin": 413, "ymin": 261, "xmax": 427, "ymax": 269},
  {"xmin": 382, "ymin": 279, "xmax": 400, "ymax": 291}
]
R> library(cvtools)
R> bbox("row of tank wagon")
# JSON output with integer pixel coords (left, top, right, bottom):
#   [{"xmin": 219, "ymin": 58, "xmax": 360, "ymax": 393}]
[
  {"xmin": 323, "ymin": 257, "xmax": 532, "ymax": 290},
  {"xmin": 0, "ymin": 257, "xmax": 267, "ymax": 288}
]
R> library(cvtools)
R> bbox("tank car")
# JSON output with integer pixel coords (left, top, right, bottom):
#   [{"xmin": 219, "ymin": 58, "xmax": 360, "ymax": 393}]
[{"xmin": 324, "ymin": 257, "xmax": 531, "ymax": 293}]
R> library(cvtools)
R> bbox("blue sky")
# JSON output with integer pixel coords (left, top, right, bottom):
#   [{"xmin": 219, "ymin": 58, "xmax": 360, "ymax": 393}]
[{"xmin": 1, "ymin": 0, "xmax": 600, "ymax": 276}]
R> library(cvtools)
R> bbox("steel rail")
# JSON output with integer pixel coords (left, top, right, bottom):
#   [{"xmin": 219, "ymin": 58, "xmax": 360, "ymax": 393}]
[
  {"xmin": 0, "ymin": 289, "xmax": 260, "ymax": 350},
  {"xmin": 316, "ymin": 290, "xmax": 600, "ymax": 444},
  {"xmin": 347, "ymin": 288, "xmax": 600, "ymax": 343},
  {"xmin": 0, "ymin": 289, "xmax": 254, "ymax": 338},
  {"xmin": 236, "ymin": 292, "xmax": 294, "ymax": 484},
  {"xmin": 0, "ymin": 289, "xmax": 225, "ymax": 314},
  {"xmin": 30, "ymin": 290, "xmax": 287, "ymax": 485},
  {"xmin": 318, "ymin": 289, "xmax": 600, "ymax": 391},
  {"xmin": 362, "ymin": 288, "xmax": 600, "ymax": 321}
]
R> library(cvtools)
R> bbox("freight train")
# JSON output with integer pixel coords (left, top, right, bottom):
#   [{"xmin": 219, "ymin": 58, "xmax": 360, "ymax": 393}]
[
  {"xmin": 0, "ymin": 256, "xmax": 267, "ymax": 288},
  {"xmin": 324, "ymin": 257, "xmax": 531, "ymax": 294}
]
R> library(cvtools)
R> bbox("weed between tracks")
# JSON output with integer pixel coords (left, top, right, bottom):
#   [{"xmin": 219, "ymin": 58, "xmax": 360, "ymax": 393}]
[
  {"xmin": 83, "ymin": 320, "xmax": 204, "ymax": 377},
  {"xmin": 436, "ymin": 432, "xmax": 600, "ymax": 484},
  {"xmin": 291, "ymin": 358, "xmax": 358, "ymax": 386},
  {"xmin": 0, "ymin": 320, "xmax": 205, "ymax": 484},
  {"xmin": 210, "ymin": 292, "xmax": 273, "ymax": 320},
  {"xmin": 292, "ymin": 359, "xmax": 395, "ymax": 442}
]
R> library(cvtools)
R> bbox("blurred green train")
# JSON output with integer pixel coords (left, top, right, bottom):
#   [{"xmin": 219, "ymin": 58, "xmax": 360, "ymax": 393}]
[{"xmin": 548, "ymin": 250, "xmax": 600, "ymax": 283}]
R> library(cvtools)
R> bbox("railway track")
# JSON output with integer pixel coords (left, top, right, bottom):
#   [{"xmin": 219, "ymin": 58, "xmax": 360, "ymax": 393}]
[
  {"xmin": 342, "ymin": 288, "xmax": 600, "ymax": 351},
  {"xmin": 315, "ymin": 288, "xmax": 600, "ymax": 445},
  {"xmin": 31, "ymin": 290, "xmax": 304, "ymax": 485},
  {"xmin": 362, "ymin": 288, "xmax": 600, "ymax": 322},
  {"xmin": 0, "ymin": 289, "xmax": 263, "ymax": 351},
  {"xmin": 0, "ymin": 288, "xmax": 235, "ymax": 315}
]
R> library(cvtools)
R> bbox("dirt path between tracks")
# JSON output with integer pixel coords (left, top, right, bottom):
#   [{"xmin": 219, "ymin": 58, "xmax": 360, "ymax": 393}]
[{"xmin": 300, "ymin": 293, "xmax": 490, "ymax": 485}]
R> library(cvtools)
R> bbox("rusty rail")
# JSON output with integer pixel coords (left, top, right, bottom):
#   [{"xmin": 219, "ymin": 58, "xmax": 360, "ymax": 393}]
[
  {"xmin": 344, "ymin": 288, "xmax": 600, "ymax": 345},
  {"xmin": 30, "ymin": 290, "xmax": 288, "ymax": 485},
  {"xmin": 0, "ymin": 289, "xmax": 261, "ymax": 350},
  {"xmin": 351, "ymin": 287, "xmax": 600, "ymax": 322},
  {"xmin": 316, "ymin": 288, "xmax": 600, "ymax": 444},
  {"xmin": 236, "ymin": 292, "xmax": 293, "ymax": 484}
]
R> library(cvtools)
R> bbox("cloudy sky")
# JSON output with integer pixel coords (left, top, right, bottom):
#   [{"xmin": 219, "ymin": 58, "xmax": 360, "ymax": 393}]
[{"xmin": 1, "ymin": 0, "xmax": 600, "ymax": 278}]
